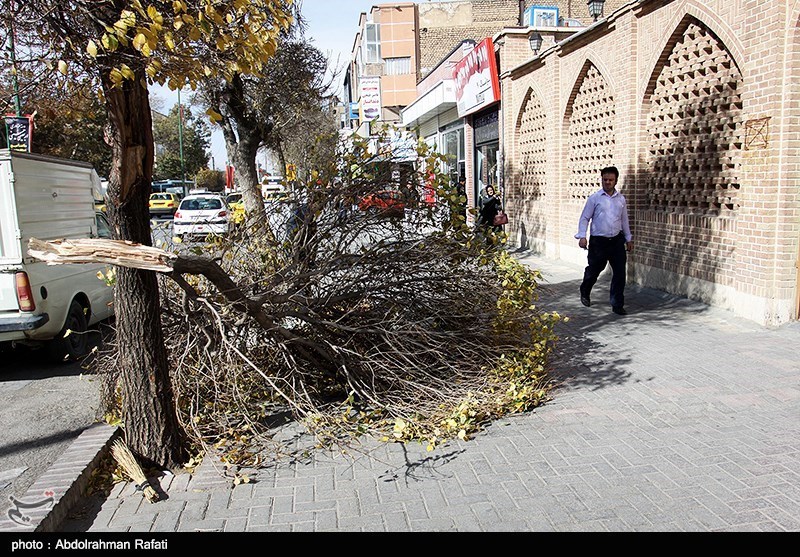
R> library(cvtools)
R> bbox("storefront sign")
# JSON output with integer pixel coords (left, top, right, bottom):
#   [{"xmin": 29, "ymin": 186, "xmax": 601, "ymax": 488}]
[
  {"xmin": 453, "ymin": 38, "xmax": 500, "ymax": 118},
  {"xmin": 473, "ymin": 107, "xmax": 499, "ymax": 145}
]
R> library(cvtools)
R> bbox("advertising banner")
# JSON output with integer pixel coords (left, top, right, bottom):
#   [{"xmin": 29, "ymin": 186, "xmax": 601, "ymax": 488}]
[
  {"xmin": 4, "ymin": 115, "xmax": 33, "ymax": 152},
  {"xmin": 453, "ymin": 38, "xmax": 501, "ymax": 118},
  {"xmin": 359, "ymin": 76, "xmax": 382, "ymax": 122}
]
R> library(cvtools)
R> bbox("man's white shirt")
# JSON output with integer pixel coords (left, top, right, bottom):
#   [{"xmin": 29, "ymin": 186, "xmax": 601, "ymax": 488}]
[{"xmin": 575, "ymin": 189, "xmax": 632, "ymax": 242}]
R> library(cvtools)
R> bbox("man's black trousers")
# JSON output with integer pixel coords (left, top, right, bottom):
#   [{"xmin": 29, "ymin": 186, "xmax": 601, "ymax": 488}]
[{"xmin": 580, "ymin": 232, "xmax": 627, "ymax": 309}]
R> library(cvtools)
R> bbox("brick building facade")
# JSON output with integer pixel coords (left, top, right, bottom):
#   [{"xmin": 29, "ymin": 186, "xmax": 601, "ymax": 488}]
[{"xmin": 498, "ymin": 0, "xmax": 800, "ymax": 325}]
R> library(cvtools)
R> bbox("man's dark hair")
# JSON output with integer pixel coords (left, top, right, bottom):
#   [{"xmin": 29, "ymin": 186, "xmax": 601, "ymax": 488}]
[{"xmin": 600, "ymin": 166, "xmax": 619, "ymax": 179}]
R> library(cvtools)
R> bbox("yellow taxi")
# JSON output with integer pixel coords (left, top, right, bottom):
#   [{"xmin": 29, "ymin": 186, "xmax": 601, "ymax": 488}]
[
  {"xmin": 226, "ymin": 192, "xmax": 245, "ymax": 225},
  {"xmin": 149, "ymin": 192, "xmax": 181, "ymax": 216}
]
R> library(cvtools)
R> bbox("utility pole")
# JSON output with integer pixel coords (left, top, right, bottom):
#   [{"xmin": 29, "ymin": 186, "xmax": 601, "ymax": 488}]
[
  {"xmin": 177, "ymin": 88, "xmax": 186, "ymax": 187},
  {"xmin": 8, "ymin": 4, "xmax": 21, "ymax": 117}
]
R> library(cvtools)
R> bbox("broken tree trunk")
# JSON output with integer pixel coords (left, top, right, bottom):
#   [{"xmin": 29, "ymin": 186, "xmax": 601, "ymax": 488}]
[{"xmin": 28, "ymin": 238, "xmax": 177, "ymax": 272}]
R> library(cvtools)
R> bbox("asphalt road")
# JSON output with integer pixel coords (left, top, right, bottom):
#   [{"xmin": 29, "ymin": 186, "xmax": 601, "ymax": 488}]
[{"xmin": 0, "ymin": 329, "xmax": 106, "ymax": 524}]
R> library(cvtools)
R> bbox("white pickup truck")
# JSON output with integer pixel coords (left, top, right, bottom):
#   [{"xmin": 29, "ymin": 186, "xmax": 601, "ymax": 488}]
[{"xmin": 0, "ymin": 149, "xmax": 114, "ymax": 361}]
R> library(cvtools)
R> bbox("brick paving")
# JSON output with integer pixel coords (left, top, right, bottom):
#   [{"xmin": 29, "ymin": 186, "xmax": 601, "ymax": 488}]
[{"xmin": 36, "ymin": 251, "xmax": 800, "ymax": 531}]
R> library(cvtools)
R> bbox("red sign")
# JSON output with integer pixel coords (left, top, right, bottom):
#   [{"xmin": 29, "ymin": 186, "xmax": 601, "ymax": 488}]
[
  {"xmin": 225, "ymin": 165, "xmax": 235, "ymax": 190},
  {"xmin": 453, "ymin": 38, "xmax": 501, "ymax": 118}
]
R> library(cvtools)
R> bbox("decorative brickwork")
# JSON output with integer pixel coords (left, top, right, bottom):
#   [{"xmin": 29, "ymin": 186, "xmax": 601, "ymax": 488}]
[
  {"xmin": 645, "ymin": 21, "xmax": 744, "ymax": 214},
  {"xmin": 507, "ymin": 88, "xmax": 549, "ymax": 249},
  {"xmin": 517, "ymin": 89, "xmax": 548, "ymax": 199},
  {"xmin": 567, "ymin": 64, "xmax": 616, "ymax": 201}
]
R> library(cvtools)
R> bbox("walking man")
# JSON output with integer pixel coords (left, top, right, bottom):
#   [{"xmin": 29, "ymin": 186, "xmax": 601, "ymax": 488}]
[{"xmin": 575, "ymin": 166, "xmax": 634, "ymax": 315}]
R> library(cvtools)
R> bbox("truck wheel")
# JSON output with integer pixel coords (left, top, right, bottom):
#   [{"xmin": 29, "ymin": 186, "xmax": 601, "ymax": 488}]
[{"xmin": 46, "ymin": 301, "xmax": 89, "ymax": 363}]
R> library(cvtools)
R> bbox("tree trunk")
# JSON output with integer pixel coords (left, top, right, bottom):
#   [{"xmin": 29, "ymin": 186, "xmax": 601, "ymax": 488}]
[
  {"xmin": 220, "ymin": 77, "xmax": 267, "ymax": 225},
  {"xmin": 230, "ymin": 136, "xmax": 265, "ymax": 223},
  {"xmin": 103, "ymin": 70, "xmax": 188, "ymax": 470},
  {"xmin": 276, "ymin": 144, "xmax": 287, "ymax": 184}
]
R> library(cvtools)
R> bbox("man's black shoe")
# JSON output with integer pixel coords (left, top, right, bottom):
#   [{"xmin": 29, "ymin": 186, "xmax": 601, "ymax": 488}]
[
  {"xmin": 580, "ymin": 296, "xmax": 591, "ymax": 307},
  {"xmin": 612, "ymin": 306, "xmax": 627, "ymax": 315}
]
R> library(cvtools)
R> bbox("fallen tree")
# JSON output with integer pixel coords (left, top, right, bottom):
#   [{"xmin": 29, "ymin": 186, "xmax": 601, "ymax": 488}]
[{"xmin": 30, "ymin": 137, "xmax": 563, "ymax": 466}]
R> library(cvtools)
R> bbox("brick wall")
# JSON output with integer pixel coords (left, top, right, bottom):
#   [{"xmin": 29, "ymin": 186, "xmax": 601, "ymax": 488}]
[
  {"xmin": 521, "ymin": 0, "xmax": 631, "ymax": 26},
  {"xmin": 501, "ymin": 0, "xmax": 800, "ymax": 325},
  {"xmin": 419, "ymin": 0, "xmax": 521, "ymax": 78}
]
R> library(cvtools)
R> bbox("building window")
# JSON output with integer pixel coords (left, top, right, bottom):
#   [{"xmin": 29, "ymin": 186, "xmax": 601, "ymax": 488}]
[
  {"xmin": 384, "ymin": 57, "xmax": 411, "ymax": 75},
  {"xmin": 364, "ymin": 23, "xmax": 381, "ymax": 63},
  {"xmin": 441, "ymin": 126, "xmax": 465, "ymax": 179}
]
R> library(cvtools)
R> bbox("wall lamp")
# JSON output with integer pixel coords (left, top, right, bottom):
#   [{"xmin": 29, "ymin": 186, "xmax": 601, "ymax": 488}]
[
  {"xmin": 529, "ymin": 32, "xmax": 543, "ymax": 54},
  {"xmin": 587, "ymin": 0, "xmax": 605, "ymax": 22}
]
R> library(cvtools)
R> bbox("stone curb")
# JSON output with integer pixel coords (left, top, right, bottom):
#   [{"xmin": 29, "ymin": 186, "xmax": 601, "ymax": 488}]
[{"xmin": 0, "ymin": 424, "xmax": 120, "ymax": 533}]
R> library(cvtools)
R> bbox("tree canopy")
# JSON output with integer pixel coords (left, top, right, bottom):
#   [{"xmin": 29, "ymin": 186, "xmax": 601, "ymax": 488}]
[{"xmin": 5, "ymin": 0, "xmax": 298, "ymax": 470}]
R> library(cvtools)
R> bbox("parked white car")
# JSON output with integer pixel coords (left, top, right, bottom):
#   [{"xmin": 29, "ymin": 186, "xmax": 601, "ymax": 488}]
[{"xmin": 172, "ymin": 193, "xmax": 232, "ymax": 240}]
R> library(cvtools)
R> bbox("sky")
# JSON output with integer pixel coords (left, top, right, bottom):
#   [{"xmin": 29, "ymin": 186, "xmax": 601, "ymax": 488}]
[{"xmin": 150, "ymin": 0, "xmax": 384, "ymax": 172}]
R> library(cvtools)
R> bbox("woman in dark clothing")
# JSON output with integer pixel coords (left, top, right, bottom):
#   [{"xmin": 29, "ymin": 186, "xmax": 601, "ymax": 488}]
[{"xmin": 478, "ymin": 185, "xmax": 503, "ymax": 233}]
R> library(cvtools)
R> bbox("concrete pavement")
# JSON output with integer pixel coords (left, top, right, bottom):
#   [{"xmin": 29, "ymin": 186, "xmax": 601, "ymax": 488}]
[{"xmin": 11, "ymin": 250, "xmax": 800, "ymax": 532}]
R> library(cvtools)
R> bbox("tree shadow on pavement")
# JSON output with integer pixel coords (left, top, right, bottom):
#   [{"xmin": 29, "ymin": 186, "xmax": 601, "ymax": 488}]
[{"xmin": 525, "ymin": 255, "xmax": 715, "ymax": 393}]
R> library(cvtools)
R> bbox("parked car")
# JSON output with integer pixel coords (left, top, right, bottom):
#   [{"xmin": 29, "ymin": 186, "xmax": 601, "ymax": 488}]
[
  {"xmin": 226, "ymin": 192, "xmax": 245, "ymax": 225},
  {"xmin": 172, "ymin": 193, "xmax": 232, "ymax": 240},
  {"xmin": 0, "ymin": 149, "xmax": 115, "ymax": 362},
  {"xmin": 149, "ymin": 192, "xmax": 181, "ymax": 216},
  {"xmin": 358, "ymin": 190, "xmax": 406, "ymax": 218}
]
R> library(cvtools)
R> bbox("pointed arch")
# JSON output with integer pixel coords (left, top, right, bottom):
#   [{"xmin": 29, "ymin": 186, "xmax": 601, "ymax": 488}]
[
  {"xmin": 642, "ymin": 16, "xmax": 744, "ymax": 214},
  {"xmin": 564, "ymin": 59, "xmax": 617, "ymax": 202},
  {"xmin": 563, "ymin": 51, "xmax": 617, "ymax": 123},
  {"xmin": 640, "ymin": 7, "xmax": 744, "ymax": 102},
  {"xmin": 515, "ymin": 86, "xmax": 548, "ymax": 199}
]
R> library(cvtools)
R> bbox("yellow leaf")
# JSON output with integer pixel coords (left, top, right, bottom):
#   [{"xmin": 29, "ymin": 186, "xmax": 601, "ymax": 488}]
[
  {"xmin": 147, "ymin": 5, "xmax": 163, "ymax": 25},
  {"xmin": 133, "ymin": 33, "xmax": 147, "ymax": 51},
  {"xmin": 101, "ymin": 33, "xmax": 117, "ymax": 51},
  {"xmin": 119, "ymin": 9, "xmax": 136, "ymax": 27},
  {"xmin": 57, "ymin": 60, "xmax": 68, "ymax": 75},
  {"xmin": 457, "ymin": 429, "xmax": 467, "ymax": 440},
  {"xmin": 120, "ymin": 64, "xmax": 134, "ymax": 80},
  {"xmin": 86, "ymin": 40, "xmax": 98, "ymax": 57}
]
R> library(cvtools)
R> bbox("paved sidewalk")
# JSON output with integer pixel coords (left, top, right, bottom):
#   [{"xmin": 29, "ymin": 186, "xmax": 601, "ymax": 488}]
[{"xmin": 61, "ymin": 251, "xmax": 800, "ymax": 532}]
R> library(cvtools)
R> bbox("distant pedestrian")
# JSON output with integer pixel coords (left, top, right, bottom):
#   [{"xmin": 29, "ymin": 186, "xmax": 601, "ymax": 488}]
[
  {"xmin": 455, "ymin": 175, "xmax": 467, "ymax": 220},
  {"xmin": 575, "ymin": 166, "xmax": 634, "ymax": 315},
  {"xmin": 477, "ymin": 184, "xmax": 503, "ymax": 233}
]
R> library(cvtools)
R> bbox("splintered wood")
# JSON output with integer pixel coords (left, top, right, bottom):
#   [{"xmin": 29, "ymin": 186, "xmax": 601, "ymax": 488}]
[{"xmin": 28, "ymin": 238, "xmax": 177, "ymax": 273}]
